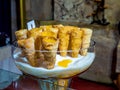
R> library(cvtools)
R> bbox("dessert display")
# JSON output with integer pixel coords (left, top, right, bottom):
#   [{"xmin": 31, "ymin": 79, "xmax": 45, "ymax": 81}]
[{"xmin": 13, "ymin": 24, "xmax": 95, "ymax": 90}]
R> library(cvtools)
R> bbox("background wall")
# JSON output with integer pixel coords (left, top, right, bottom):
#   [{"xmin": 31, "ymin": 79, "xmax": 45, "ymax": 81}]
[
  {"xmin": 54, "ymin": 0, "xmax": 120, "ymax": 26},
  {"xmin": 20, "ymin": 0, "xmax": 120, "ymax": 27},
  {"xmin": 105, "ymin": 0, "xmax": 120, "ymax": 25},
  {"xmin": 25, "ymin": 0, "xmax": 53, "ymax": 26}
]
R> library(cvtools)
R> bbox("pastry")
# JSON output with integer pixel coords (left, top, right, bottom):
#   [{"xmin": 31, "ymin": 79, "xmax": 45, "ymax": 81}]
[
  {"xmin": 15, "ymin": 24, "xmax": 93, "ymax": 68},
  {"xmin": 17, "ymin": 37, "xmax": 37, "ymax": 66},
  {"xmin": 52, "ymin": 24, "xmax": 64, "ymax": 28},
  {"xmin": 69, "ymin": 28, "xmax": 83, "ymax": 57},
  {"xmin": 27, "ymin": 28, "xmax": 42, "ymax": 39},
  {"xmin": 15, "ymin": 29, "xmax": 28, "ymax": 40},
  {"xmin": 41, "ymin": 37, "xmax": 59, "ymax": 69},
  {"xmin": 40, "ymin": 31, "xmax": 57, "ymax": 39},
  {"xmin": 58, "ymin": 26, "xmax": 71, "ymax": 56},
  {"xmin": 27, "ymin": 28, "xmax": 43, "ymax": 61},
  {"xmin": 80, "ymin": 28, "xmax": 93, "ymax": 56},
  {"xmin": 39, "ymin": 25, "xmax": 52, "ymax": 31},
  {"xmin": 34, "ymin": 36, "xmax": 44, "ymax": 61}
]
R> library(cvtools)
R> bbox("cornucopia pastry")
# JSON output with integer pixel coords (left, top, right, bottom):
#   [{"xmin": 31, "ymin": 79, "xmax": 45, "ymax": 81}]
[
  {"xmin": 80, "ymin": 28, "xmax": 93, "ymax": 56},
  {"xmin": 69, "ymin": 28, "xmax": 83, "ymax": 57},
  {"xmin": 17, "ymin": 37, "xmax": 36, "ymax": 66},
  {"xmin": 41, "ymin": 37, "xmax": 59, "ymax": 69},
  {"xmin": 15, "ymin": 29, "xmax": 28, "ymax": 40},
  {"xmin": 58, "ymin": 26, "xmax": 71, "ymax": 56},
  {"xmin": 15, "ymin": 25, "xmax": 93, "ymax": 69}
]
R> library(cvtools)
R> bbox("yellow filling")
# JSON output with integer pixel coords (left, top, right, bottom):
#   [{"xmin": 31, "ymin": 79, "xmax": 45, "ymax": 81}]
[
  {"xmin": 58, "ymin": 59, "xmax": 72, "ymax": 68},
  {"xmin": 44, "ymin": 38, "xmax": 56, "ymax": 43}
]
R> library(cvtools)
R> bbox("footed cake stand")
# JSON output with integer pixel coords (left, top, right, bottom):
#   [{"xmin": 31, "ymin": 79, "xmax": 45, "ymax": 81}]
[{"xmin": 12, "ymin": 40, "xmax": 95, "ymax": 90}]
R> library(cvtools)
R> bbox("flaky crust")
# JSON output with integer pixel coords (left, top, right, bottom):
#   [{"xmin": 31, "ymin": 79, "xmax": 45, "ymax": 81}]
[
  {"xmin": 69, "ymin": 28, "xmax": 83, "ymax": 57},
  {"xmin": 41, "ymin": 37, "xmax": 59, "ymax": 69},
  {"xmin": 80, "ymin": 28, "xmax": 93, "ymax": 56},
  {"xmin": 17, "ymin": 37, "xmax": 37, "ymax": 66},
  {"xmin": 15, "ymin": 25, "xmax": 93, "ymax": 68},
  {"xmin": 15, "ymin": 29, "xmax": 28, "ymax": 40}
]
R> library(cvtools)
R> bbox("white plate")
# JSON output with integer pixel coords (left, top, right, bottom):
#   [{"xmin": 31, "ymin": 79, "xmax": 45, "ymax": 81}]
[{"xmin": 14, "ymin": 52, "xmax": 95, "ymax": 78}]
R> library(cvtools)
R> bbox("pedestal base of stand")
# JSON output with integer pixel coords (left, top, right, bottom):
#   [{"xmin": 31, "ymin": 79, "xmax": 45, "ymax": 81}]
[{"xmin": 38, "ymin": 78, "xmax": 73, "ymax": 90}]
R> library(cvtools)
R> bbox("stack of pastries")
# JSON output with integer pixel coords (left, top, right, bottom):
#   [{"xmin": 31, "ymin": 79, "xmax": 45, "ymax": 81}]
[{"xmin": 15, "ymin": 24, "xmax": 93, "ymax": 69}]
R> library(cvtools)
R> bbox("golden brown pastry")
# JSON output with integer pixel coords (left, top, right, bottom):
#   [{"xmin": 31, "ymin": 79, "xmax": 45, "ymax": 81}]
[
  {"xmin": 15, "ymin": 24, "xmax": 93, "ymax": 68},
  {"xmin": 17, "ymin": 37, "xmax": 37, "ymax": 66},
  {"xmin": 27, "ymin": 28, "xmax": 43, "ymax": 60},
  {"xmin": 58, "ymin": 26, "xmax": 74, "ymax": 56},
  {"xmin": 39, "ymin": 25, "xmax": 52, "ymax": 31},
  {"xmin": 34, "ymin": 36, "xmax": 44, "ymax": 62},
  {"xmin": 40, "ymin": 31, "xmax": 57, "ymax": 38},
  {"xmin": 52, "ymin": 24, "xmax": 64, "ymax": 28},
  {"xmin": 27, "ymin": 28, "xmax": 42, "ymax": 39},
  {"xmin": 69, "ymin": 28, "xmax": 83, "ymax": 57},
  {"xmin": 48, "ymin": 28, "xmax": 59, "ymax": 38},
  {"xmin": 80, "ymin": 28, "xmax": 93, "ymax": 56},
  {"xmin": 41, "ymin": 37, "xmax": 59, "ymax": 69},
  {"xmin": 15, "ymin": 29, "xmax": 28, "ymax": 40}
]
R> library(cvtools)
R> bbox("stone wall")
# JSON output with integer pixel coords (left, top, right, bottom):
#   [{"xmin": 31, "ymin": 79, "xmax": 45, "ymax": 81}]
[
  {"xmin": 105, "ymin": 0, "xmax": 120, "ymax": 25},
  {"xmin": 23, "ymin": 0, "xmax": 120, "ymax": 26},
  {"xmin": 54, "ymin": 0, "xmax": 94, "ymax": 24},
  {"xmin": 54, "ymin": 0, "xmax": 120, "ymax": 26}
]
